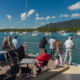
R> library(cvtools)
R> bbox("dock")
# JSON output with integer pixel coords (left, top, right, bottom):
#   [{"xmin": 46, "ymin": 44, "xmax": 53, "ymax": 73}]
[{"xmin": 0, "ymin": 59, "xmax": 69, "ymax": 80}]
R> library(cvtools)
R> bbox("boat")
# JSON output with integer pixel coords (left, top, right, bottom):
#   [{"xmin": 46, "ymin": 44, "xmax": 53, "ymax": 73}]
[
  {"xmin": 44, "ymin": 32, "xmax": 51, "ymax": 36},
  {"xmin": 76, "ymin": 31, "xmax": 80, "ymax": 35},
  {"xmin": 10, "ymin": 32, "xmax": 14, "ymax": 35},
  {"xmin": 22, "ymin": 32, "xmax": 27, "ymax": 35},
  {"xmin": 32, "ymin": 31, "xmax": 39, "ymax": 36},
  {"xmin": 58, "ymin": 30, "xmax": 65, "ymax": 34},
  {"xmin": 61, "ymin": 32, "xmax": 73, "ymax": 36},
  {"xmin": 16, "ymin": 32, "xmax": 19, "ymax": 34},
  {"xmin": 58, "ymin": 30, "xmax": 73, "ymax": 36}
]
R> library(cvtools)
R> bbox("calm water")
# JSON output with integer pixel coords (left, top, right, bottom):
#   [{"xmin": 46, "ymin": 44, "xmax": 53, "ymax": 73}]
[{"xmin": 0, "ymin": 32, "xmax": 80, "ymax": 64}]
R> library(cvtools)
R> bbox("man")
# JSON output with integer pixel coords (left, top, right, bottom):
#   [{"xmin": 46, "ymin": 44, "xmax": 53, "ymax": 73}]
[
  {"xmin": 34, "ymin": 49, "xmax": 51, "ymax": 73},
  {"xmin": 48, "ymin": 36, "xmax": 56, "ymax": 57},
  {"xmin": 64, "ymin": 36, "xmax": 74, "ymax": 65},
  {"xmin": 11, "ymin": 36, "xmax": 25, "ymax": 60},
  {"xmin": 39, "ymin": 37, "xmax": 47, "ymax": 53},
  {"xmin": 12, "ymin": 36, "xmax": 21, "ymax": 49}
]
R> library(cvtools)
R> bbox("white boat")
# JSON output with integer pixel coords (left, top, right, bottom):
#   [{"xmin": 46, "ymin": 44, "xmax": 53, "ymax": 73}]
[
  {"xmin": 10, "ymin": 32, "xmax": 14, "ymax": 35},
  {"xmin": 22, "ymin": 32, "xmax": 27, "ymax": 35},
  {"xmin": 32, "ymin": 31, "xmax": 39, "ymax": 36},
  {"xmin": 45, "ymin": 32, "xmax": 51, "ymax": 36},
  {"xmin": 61, "ymin": 32, "xmax": 73, "ymax": 36},
  {"xmin": 58, "ymin": 30, "xmax": 73, "ymax": 36},
  {"xmin": 76, "ymin": 31, "xmax": 80, "ymax": 35},
  {"xmin": 58, "ymin": 30, "xmax": 65, "ymax": 34},
  {"xmin": 16, "ymin": 32, "xmax": 19, "ymax": 34}
]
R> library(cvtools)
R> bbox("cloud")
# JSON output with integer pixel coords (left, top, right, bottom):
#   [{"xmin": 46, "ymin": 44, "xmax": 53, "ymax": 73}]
[
  {"xmin": 21, "ymin": 9, "xmax": 35, "ymax": 21},
  {"xmin": 64, "ymin": 14, "xmax": 69, "ymax": 17},
  {"xmin": 6, "ymin": 14, "xmax": 12, "ymax": 20},
  {"xmin": 35, "ymin": 17, "xmax": 40, "ymax": 20},
  {"xmin": 40, "ymin": 17, "xmax": 44, "ymax": 20},
  {"xmin": 35, "ymin": 13, "xmax": 39, "ymax": 17},
  {"xmin": 68, "ymin": 1, "xmax": 80, "ymax": 10},
  {"xmin": 20, "ymin": 12, "xmax": 27, "ymax": 21},
  {"xmin": 45, "ymin": 16, "xmax": 50, "ymax": 20},
  {"xmin": 71, "ymin": 13, "xmax": 80, "ymax": 17},
  {"xmin": 35, "ymin": 17, "xmax": 44, "ymax": 20},
  {"xmin": 51, "ymin": 16, "xmax": 56, "ymax": 19},
  {"xmin": 59, "ymin": 14, "xmax": 69, "ymax": 18},
  {"xmin": 27, "ymin": 9, "xmax": 35, "ymax": 17}
]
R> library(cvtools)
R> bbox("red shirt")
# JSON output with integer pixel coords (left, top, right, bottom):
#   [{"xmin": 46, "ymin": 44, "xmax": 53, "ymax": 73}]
[{"xmin": 37, "ymin": 53, "xmax": 51, "ymax": 66}]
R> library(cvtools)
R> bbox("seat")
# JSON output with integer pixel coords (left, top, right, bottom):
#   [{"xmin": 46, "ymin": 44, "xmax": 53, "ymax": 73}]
[
  {"xmin": 7, "ymin": 50, "xmax": 19, "ymax": 63},
  {"xmin": 4, "ymin": 75, "xmax": 16, "ymax": 80},
  {"xmin": 20, "ymin": 66, "xmax": 33, "ymax": 80}
]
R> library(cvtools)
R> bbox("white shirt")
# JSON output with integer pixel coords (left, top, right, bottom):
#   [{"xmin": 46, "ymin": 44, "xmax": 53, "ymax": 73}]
[
  {"xmin": 48, "ymin": 38, "xmax": 56, "ymax": 49},
  {"xmin": 12, "ymin": 39, "xmax": 21, "ymax": 49},
  {"xmin": 64, "ymin": 39, "xmax": 74, "ymax": 49}
]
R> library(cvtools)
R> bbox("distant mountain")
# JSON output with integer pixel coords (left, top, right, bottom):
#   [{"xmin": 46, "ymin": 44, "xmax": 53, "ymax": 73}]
[{"xmin": 39, "ymin": 19, "xmax": 80, "ymax": 28}]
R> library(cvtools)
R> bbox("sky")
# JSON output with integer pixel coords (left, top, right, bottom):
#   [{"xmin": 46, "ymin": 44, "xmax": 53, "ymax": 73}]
[{"xmin": 0, "ymin": 0, "xmax": 80, "ymax": 29}]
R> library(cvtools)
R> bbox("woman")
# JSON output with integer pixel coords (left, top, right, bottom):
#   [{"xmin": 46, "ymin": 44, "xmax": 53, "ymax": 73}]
[
  {"xmin": 56, "ymin": 40, "xmax": 64, "ymax": 65},
  {"xmin": 2, "ymin": 37, "xmax": 9, "ymax": 50},
  {"xmin": 8, "ymin": 36, "xmax": 13, "ymax": 49}
]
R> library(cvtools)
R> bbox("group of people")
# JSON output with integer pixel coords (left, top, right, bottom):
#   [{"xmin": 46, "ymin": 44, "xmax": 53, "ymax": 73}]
[
  {"xmin": 1, "ymin": 35, "xmax": 74, "ymax": 75},
  {"xmin": 39, "ymin": 36, "xmax": 74, "ymax": 69},
  {"xmin": 2, "ymin": 35, "xmax": 25, "ymax": 61}
]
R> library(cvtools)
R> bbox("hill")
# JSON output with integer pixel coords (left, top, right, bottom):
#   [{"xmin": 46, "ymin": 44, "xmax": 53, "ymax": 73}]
[{"xmin": 39, "ymin": 19, "xmax": 80, "ymax": 29}]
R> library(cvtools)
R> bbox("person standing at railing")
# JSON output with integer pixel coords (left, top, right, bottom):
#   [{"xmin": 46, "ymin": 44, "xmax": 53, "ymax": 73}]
[
  {"xmin": 8, "ymin": 36, "xmax": 13, "ymax": 49},
  {"xmin": 39, "ymin": 37, "xmax": 47, "ymax": 53},
  {"xmin": 11, "ymin": 36, "xmax": 25, "ymax": 60},
  {"xmin": 56, "ymin": 40, "xmax": 64, "ymax": 65},
  {"xmin": 2, "ymin": 37, "xmax": 9, "ymax": 50},
  {"xmin": 64, "ymin": 36, "xmax": 74, "ymax": 65},
  {"xmin": 48, "ymin": 36, "xmax": 56, "ymax": 59}
]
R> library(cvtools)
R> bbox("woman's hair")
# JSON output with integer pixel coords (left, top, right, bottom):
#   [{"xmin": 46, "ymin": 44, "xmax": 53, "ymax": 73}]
[
  {"xmin": 56, "ymin": 40, "xmax": 61, "ymax": 48},
  {"xmin": 14, "ymin": 36, "xmax": 17, "ymax": 39},
  {"xmin": 8, "ymin": 36, "xmax": 11, "ymax": 40}
]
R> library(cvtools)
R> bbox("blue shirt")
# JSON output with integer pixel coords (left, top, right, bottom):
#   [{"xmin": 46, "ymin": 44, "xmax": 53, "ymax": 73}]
[{"xmin": 12, "ymin": 39, "xmax": 21, "ymax": 49}]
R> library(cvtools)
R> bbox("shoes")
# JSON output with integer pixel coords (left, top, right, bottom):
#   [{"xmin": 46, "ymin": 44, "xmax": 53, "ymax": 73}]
[{"xmin": 37, "ymin": 69, "xmax": 41, "ymax": 74}]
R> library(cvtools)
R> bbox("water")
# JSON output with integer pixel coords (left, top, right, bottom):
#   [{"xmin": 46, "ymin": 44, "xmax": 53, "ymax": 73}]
[{"xmin": 0, "ymin": 32, "xmax": 80, "ymax": 64}]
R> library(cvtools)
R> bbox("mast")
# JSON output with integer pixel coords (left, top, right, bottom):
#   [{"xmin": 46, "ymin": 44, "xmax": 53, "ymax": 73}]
[{"xmin": 26, "ymin": 0, "xmax": 27, "ymax": 29}]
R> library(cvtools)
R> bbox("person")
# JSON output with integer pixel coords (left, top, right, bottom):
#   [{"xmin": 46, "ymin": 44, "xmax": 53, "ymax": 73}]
[
  {"xmin": 8, "ymin": 36, "xmax": 13, "ymax": 49},
  {"xmin": 64, "ymin": 36, "xmax": 74, "ymax": 65},
  {"xmin": 54, "ymin": 55, "xmax": 60, "ymax": 68},
  {"xmin": 48, "ymin": 36, "xmax": 56, "ymax": 57},
  {"xmin": 2, "ymin": 37, "xmax": 9, "ymax": 50},
  {"xmin": 56, "ymin": 40, "xmax": 64, "ymax": 65},
  {"xmin": 39, "ymin": 37, "xmax": 47, "ymax": 53},
  {"xmin": 34, "ymin": 49, "xmax": 51, "ymax": 73},
  {"xmin": 0, "ymin": 59, "xmax": 19, "ymax": 80},
  {"xmin": 12, "ymin": 36, "xmax": 21, "ymax": 49},
  {"xmin": 11, "ymin": 36, "xmax": 25, "ymax": 60}
]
